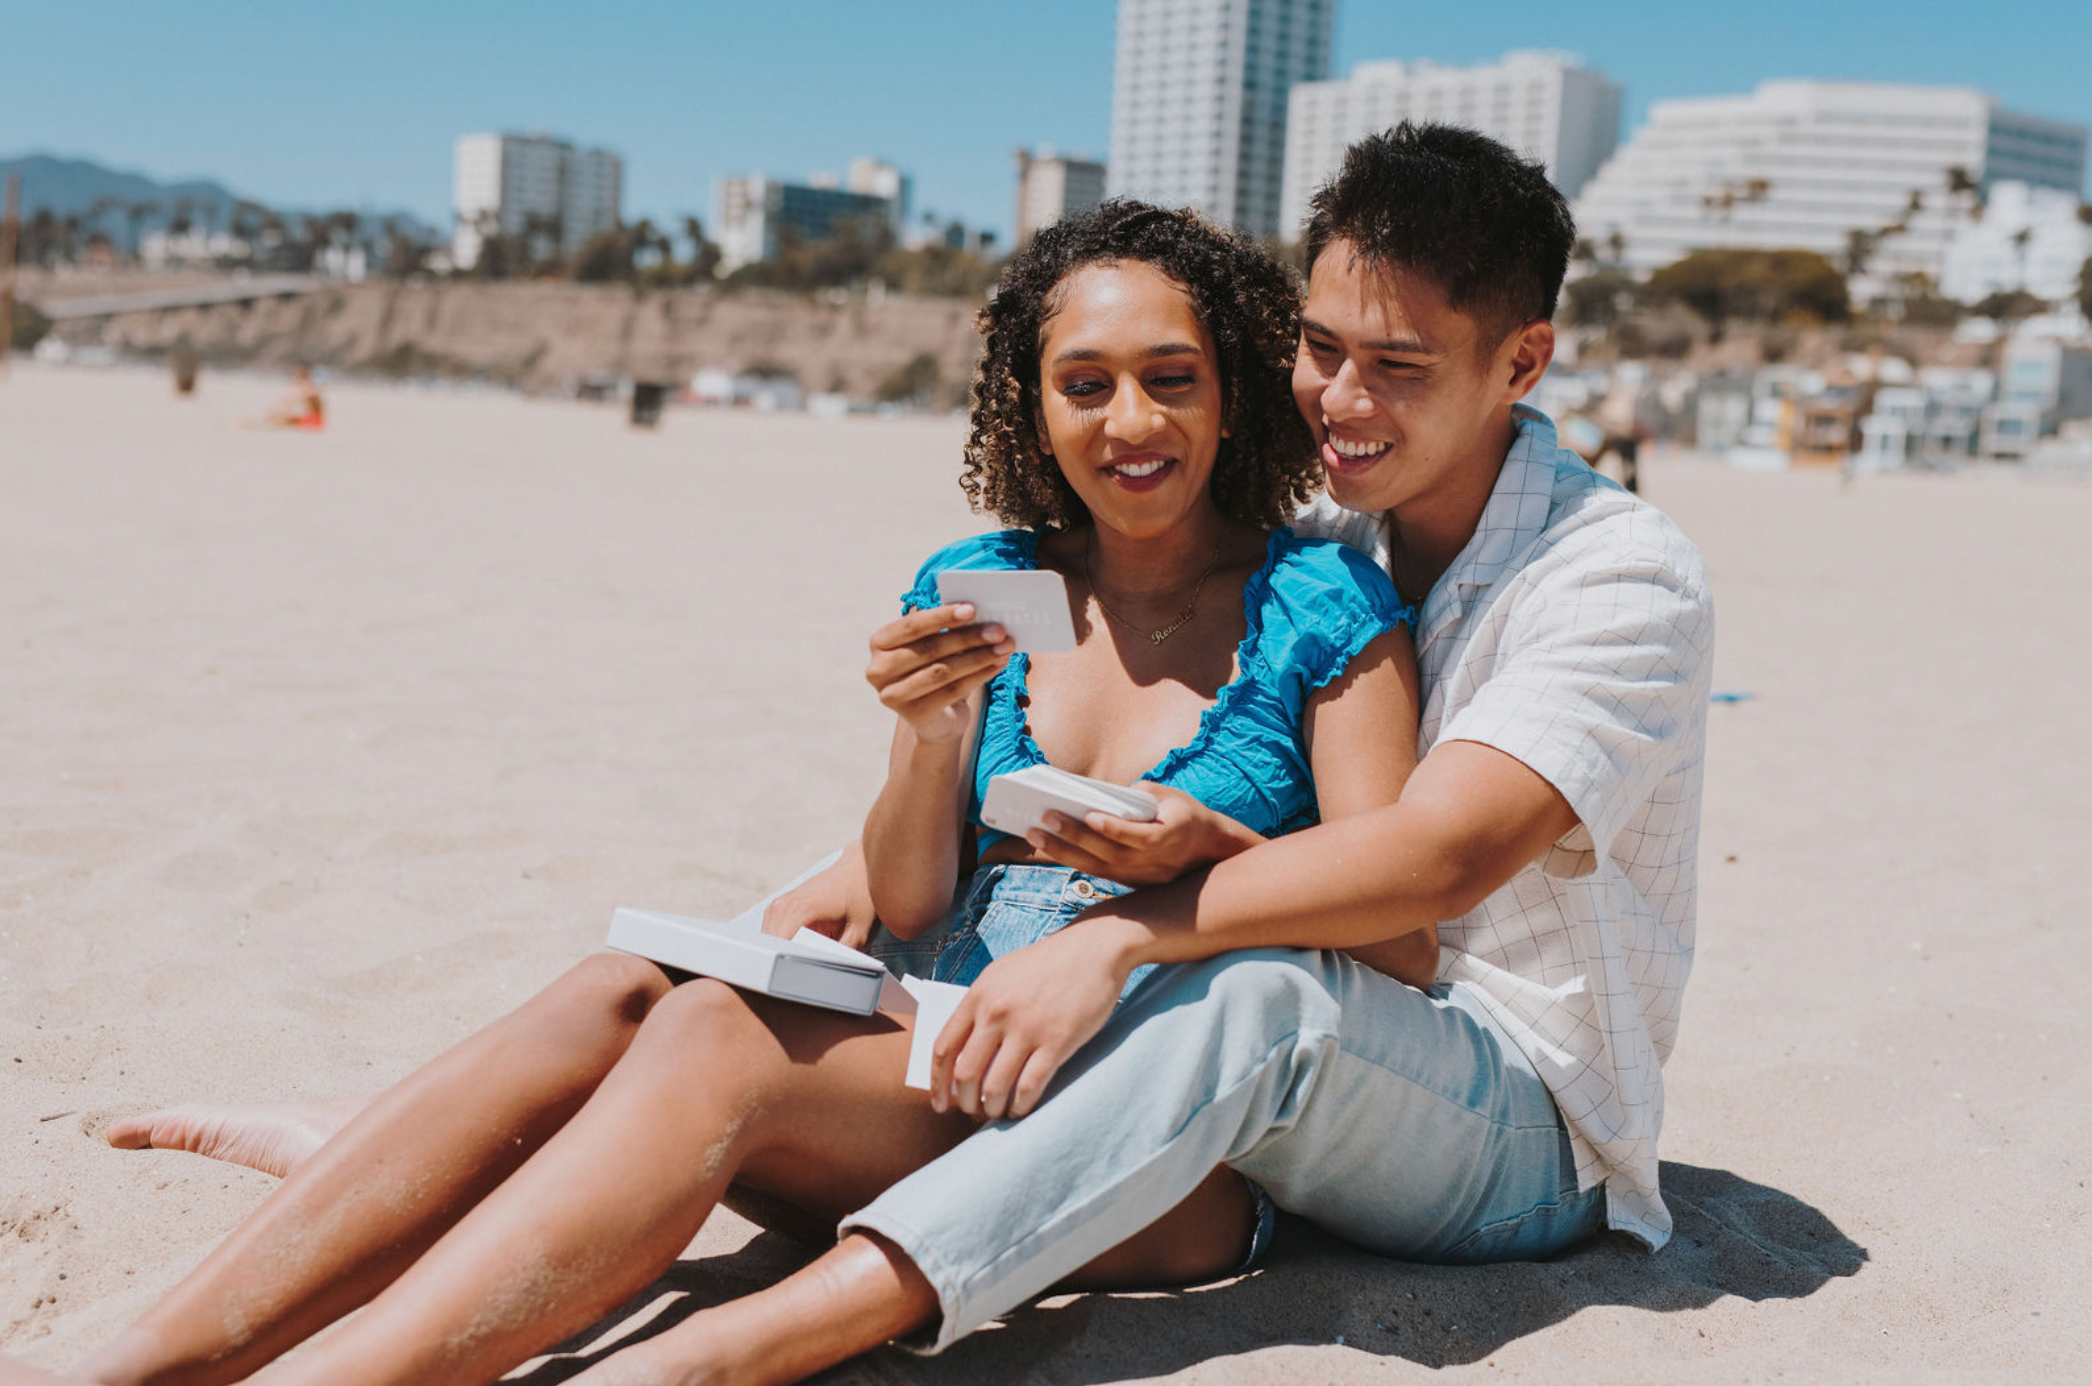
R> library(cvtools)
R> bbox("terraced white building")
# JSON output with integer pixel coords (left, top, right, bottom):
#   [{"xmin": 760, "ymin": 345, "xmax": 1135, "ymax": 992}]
[{"xmin": 1573, "ymin": 81, "xmax": 2085, "ymax": 284}]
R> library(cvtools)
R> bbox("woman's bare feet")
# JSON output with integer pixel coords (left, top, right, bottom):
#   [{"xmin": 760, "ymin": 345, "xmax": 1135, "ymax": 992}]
[{"xmin": 103, "ymin": 1095, "xmax": 374, "ymax": 1178}]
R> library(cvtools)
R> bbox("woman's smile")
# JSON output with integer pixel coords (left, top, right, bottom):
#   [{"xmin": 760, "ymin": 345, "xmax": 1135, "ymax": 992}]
[{"xmin": 1102, "ymin": 451, "xmax": 1179, "ymax": 490}]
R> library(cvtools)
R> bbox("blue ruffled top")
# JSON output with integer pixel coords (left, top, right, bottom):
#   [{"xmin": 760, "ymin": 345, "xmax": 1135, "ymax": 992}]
[{"xmin": 900, "ymin": 527, "xmax": 1416, "ymax": 849}]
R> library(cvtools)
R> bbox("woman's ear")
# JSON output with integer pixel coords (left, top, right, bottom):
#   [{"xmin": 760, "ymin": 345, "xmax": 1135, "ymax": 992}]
[{"xmin": 1035, "ymin": 409, "xmax": 1053, "ymax": 456}]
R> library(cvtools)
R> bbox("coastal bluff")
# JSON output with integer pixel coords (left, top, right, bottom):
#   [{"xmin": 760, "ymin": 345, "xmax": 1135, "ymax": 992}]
[{"xmin": 34, "ymin": 276, "xmax": 989, "ymax": 397}]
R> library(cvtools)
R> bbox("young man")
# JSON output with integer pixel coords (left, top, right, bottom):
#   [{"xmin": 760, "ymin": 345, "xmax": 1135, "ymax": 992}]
[{"xmin": 697, "ymin": 121, "xmax": 1715, "ymax": 1367}]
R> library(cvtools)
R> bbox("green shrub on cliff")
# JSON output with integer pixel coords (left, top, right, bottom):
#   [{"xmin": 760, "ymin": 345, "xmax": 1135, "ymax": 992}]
[{"xmin": 1646, "ymin": 249, "xmax": 1849, "ymax": 338}]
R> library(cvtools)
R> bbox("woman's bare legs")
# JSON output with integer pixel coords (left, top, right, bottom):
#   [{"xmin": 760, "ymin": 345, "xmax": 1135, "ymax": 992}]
[
  {"xmin": 226, "ymin": 980, "xmax": 973, "ymax": 1386},
  {"xmin": 81, "ymin": 966, "xmax": 1255, "ymax": 1386},
  {"xmin": 558, "ymin": 1170, "xmax": 1256, "ymax": 1386},
  {"xmin": 73, "ymin": 952, "xmax": 677, "ymax": 1386}
]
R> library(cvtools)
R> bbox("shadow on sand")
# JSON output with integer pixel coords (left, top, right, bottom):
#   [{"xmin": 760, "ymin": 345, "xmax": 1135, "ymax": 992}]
[{"xmin": 512, "ymin": 1162, "xmax": 1865, "ymax": 1384}]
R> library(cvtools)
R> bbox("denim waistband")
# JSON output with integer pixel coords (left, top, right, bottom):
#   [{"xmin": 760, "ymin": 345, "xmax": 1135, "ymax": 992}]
[{"xmin": 964, "ymin": 862, "xmax": 1132, "ymax": 911}]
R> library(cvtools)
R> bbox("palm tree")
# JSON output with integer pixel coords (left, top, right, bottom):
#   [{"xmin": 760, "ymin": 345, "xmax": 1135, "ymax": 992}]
[
  {"xmin": 519, "ymin": 210, "xmax": 564, "ymax": 272},
  {"xmin": 86, "ymin": 195, "xmax": 122, "ymax": 248},
  {"xmin": 126, "ymin": 201, "xmax": 161, "ymax": 261},
  {"xmin": 679, "ymin": 214, "xmax": 720, "ymax": 280},
  {"xmin": 630, "ymin": 217, "xmax": 672, "ymax": 272},
  {"xmin": 1944, "ymin": 166, "xmax": 1984, "ymax": 221},
  {"xmin": 2010, "ymin": 225, "xmax": 2034, "ymax": 295},
  {"xmin": 1842, "ymin": 228, "xmax": 1880, "ymax": 278}
]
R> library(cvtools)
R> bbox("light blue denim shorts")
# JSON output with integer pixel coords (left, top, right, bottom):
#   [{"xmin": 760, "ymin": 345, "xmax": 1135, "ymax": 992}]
[{"xmin": 920, "ymin": 863, "xmax": 1149, "ymax": 997}]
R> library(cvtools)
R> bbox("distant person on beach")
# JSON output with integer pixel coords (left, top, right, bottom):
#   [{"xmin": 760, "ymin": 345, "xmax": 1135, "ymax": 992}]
[
  {"xmin": 248, "ymin": 363, "xmax": 324, "ymax": 430},
  {"xmin": 18, "ymin": 126, "xmax": 1712, "ymax": 1386},
  {"xmin": 1562, "ymin": 374, "xmax": 1649, "ymax": 493}
]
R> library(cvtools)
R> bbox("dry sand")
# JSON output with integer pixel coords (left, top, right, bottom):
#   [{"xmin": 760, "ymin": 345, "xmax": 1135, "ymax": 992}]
[{"xmin": 1, "ymin": 363, "xmax": 2086, "ymax": 1383}]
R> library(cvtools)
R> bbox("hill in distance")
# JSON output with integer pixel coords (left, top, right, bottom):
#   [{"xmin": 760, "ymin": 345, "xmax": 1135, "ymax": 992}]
[{"xmin": 0, "ymin": 152, "xmax": 440, "ymax": 247}]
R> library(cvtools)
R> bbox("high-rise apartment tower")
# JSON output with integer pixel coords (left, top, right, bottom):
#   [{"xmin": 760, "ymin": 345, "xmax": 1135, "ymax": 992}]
[
  {"xmin": 451, "ymin": 133, "xmax": 622, "ymax": 270},
  {"xmin": 1108, "ymin": 0, "xmax": 1334, "ymax": 238}
]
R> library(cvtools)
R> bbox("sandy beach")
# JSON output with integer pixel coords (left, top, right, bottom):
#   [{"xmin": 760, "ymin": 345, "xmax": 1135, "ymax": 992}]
[{"xmin": 2, "ymin": 363, "xmax": 2087, "ymax": 1383}]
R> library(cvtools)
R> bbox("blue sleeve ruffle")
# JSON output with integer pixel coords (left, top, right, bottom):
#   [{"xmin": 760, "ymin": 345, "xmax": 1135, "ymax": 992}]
[
  {"xmin": 899, "ymin": 529, "xmax": 1040, "ymax": 613},
  {"xmin": 1255, "ymin": 534, "xmax": 1416, "ymax": 706}
]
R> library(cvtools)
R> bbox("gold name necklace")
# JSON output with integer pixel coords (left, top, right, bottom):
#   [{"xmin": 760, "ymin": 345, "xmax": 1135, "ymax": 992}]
[{"xmin": 1082, "ymin": 530, "xmax": 1222, "ymax": 646}]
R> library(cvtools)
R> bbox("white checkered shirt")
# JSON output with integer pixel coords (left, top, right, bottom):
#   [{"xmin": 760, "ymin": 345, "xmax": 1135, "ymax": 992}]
[{"xmin": 1296, "ymin": 405, "xmax": 1713, "ymax": 1249}]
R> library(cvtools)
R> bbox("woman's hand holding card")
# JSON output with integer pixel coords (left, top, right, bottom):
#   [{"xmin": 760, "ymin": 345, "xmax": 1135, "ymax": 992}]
[
  {"xmin": 865, "ymin": 603, "xmax": 1015, "ymax": 744},
  {"xmin": 1027, "ymin": 783, "xmax": 1262, "ymax": 887}
]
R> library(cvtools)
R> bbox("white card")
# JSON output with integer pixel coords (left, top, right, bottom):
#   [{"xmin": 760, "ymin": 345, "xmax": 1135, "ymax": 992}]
[
  {"xmin": 936, "ymin": 568, "xmax": 1077, "ymax": 654},
  {"xmin": 900, "ymin": 977, "xmax": 971, "ymax": 1090}
]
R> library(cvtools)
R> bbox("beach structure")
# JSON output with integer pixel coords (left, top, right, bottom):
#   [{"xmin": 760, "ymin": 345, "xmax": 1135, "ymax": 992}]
[
  {"xmin": 714, "ymin": 166, "xmax": 908, "ymax": 272},
  {"xmin": 451, "ymin": 133, "xmax": 624, "ymax": 271},
  {"xmin": 1939, "ymin": 180, "xmax": 2092, "ymax": 305},
  {"xmin": 1013, "ymin": 148, "xmax": 1108, "ymax": 245},
  {"xmin": 1575, "ymin": 82, "xmax": 2086, "ymax": 286},
  {"xmin": 1980, "ymin": 331, "xmax": 2092, "ymax": 458},
  {"xmin": 1107, "ymin": 0, "xmax": 1333, "ymax": 238},
  {"xmin": 1279, "ymin": 51, "xmax": 1621, "ymax": 236},
  {"xmin": 1856, "ymin": 367, "xmax": 1996, "ymax": 470}
]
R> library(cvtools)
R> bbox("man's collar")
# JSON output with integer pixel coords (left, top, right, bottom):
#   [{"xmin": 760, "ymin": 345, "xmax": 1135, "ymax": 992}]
[{"xmin": 1410, "ymin": 404, "xmax": 1564, "ymax": 649}]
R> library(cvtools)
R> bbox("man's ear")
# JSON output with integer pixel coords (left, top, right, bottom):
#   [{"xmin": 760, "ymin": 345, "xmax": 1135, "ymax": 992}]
[{"xmin": 1499, "ymin": 320, "xmax": 1556, "ymax": 407}]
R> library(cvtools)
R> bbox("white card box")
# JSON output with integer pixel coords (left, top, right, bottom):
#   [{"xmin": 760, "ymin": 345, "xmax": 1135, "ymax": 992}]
[
  {"xmin": 607, "ymin": 908, "xmax": 888, "ymax": 1016},
  {"xmin": 980, "ymin": 764, "xmax": 1160, "ymax": 838}
]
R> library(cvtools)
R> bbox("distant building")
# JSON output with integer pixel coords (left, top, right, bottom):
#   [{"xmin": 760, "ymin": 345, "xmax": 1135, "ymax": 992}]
[
  {"xmin": 1575, "ymin": 81, "xmax": 2087, "ymax": 287},
  {"xmin": 1109, "ymin": 0, "xmax": 1334, "ymax": 238},
  {"xmin": 1014, "ymin": 147, "xmax": 1108, "ymax": 244},
  {"xmin": 1939, "ymin": 180, "xmax": 2092, "ymax": 304},
  {"xmin": 715, "ymin": 166, "xmax": 905, "ymax": 272},
  {"xmin": 1986, "ymin": 331, "xmax": 2092, "ymax": 454},
  {"xmin": 846, "ymin": 158, "xmax": 912, "ymax": 243},
  {"xmin": 1280, "ymin": 50, "xmax": 1621, "ymax": 237},
  {"xmin": 452, "ymin": 132, "xmax": 623, "ymax": 270}
]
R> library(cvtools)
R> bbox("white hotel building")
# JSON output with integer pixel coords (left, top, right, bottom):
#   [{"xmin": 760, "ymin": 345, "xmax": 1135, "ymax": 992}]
[
  {"xmin": 1108, "ymin": 0, "xmax": 1334, "ymax": 239},
  {"xmin": 452, "ymin": 133, "xmax": 624, "ymax": 270},
  {"xmin": 1573, "ymin": 81, "xmax": 2086, "ymax": 284},
  {"xmin": 1280, "ymin": 50, "xmax": 1623, "ymax": 236}
]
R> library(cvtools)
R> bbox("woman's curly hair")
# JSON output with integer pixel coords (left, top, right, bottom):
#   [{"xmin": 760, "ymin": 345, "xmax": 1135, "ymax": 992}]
[{"xmin": 960, "ymin": 201, "xmax": 1319, "ymax": 530}]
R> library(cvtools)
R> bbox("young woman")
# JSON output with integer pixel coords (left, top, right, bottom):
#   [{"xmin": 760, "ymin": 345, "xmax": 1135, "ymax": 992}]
[{"xmin": 24, "ymin": 203, "xmax": 1428, "ymax": 1386}]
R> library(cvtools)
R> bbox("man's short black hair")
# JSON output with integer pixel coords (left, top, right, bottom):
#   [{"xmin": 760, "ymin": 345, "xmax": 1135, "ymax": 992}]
[{"xmin": 1303, "ymin": 122, "xmax": 1576, "ymax": 346}]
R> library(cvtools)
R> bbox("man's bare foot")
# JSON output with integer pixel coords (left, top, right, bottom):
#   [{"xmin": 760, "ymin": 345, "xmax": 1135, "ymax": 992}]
[{"xmin": 104, "ymin": 1095, "xmax": 374, "ymax": 1179}]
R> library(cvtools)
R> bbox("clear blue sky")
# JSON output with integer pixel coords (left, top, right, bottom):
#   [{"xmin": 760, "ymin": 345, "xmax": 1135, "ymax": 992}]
[{"xmin": 4, "ymin": 0, "xmax": 2087, "ymax": 239}]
